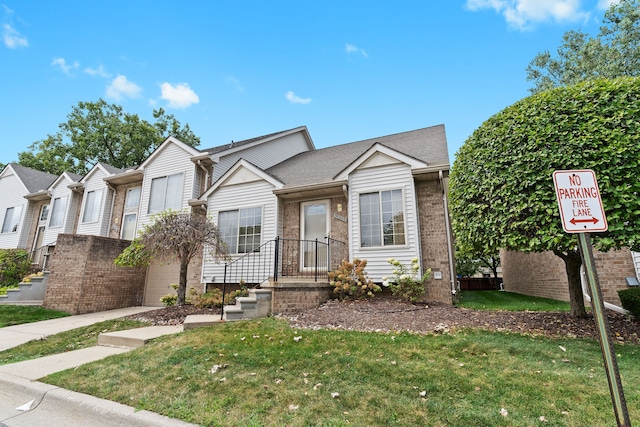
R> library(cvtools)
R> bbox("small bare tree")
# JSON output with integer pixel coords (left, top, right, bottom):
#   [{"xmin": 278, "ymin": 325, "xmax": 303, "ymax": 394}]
[{"xmin": 115, "ymin": 210, "xmax": 227, "ymax": 306}]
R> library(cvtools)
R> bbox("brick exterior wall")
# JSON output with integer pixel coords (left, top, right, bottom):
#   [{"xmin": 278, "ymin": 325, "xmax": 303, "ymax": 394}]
[
  {"xmin": 501, "ymin": 249, "xmax": 636, "ymax": 307},
  {"xmin": 109, "ymin": 182, "xmax": 142, "ymax": 239},
  {"xmin": 24, "ymin": 200, "xmax": 48, "ymax": 251},
  {"xmin": 262, "ymin": 281, "xmax": 333, "ymax": 313},
  {"xmin": 416, "ymin": 179, "xmax": 454, "ymax": 304},
  {"xmin": 43, "ymin": 234, "xmax": 146, "ymax": 314}
]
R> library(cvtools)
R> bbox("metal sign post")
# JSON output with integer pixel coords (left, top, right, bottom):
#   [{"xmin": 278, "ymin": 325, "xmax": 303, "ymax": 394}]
[{"xmin": 554, "ymin": 169, "xmax": 630, "ymax": 427}]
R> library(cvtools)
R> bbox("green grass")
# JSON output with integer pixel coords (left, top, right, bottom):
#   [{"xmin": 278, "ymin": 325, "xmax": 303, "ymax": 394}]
[
  {"xmin": 0, "ymin": 318, "xmax": 148, "ymax": 365},
  {"xmin": 43, "ymin": 317, "xmax": 639, "ymax": 427},
  {"xmin": 456, "ymin": 291, "xmax": 571, "ymax": 312},
  {"xmin": 0, "ymin": 305, "xmax": 70, "ymax": 327}
]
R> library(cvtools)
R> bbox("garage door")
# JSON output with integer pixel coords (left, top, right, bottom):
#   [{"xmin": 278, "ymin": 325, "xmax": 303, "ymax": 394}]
[{"xmin": 144, "ymin": 262, "xmax": 181, "ymax": 306}]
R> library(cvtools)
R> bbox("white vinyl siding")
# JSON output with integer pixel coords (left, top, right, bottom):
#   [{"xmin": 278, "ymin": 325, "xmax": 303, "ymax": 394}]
[
  {"xmin": 43, "ymin": 176, "xmax": 79, "ymax": 245},
  {"xmin": 0, "ymin": 170, "xmax": 29, "ymax": 248},
  {"xmin": 138, "ymin": 142, "xmax": 195, "ymax": 230},
  {"xmin": 202, "ymin": 179, "xmax": 277, "ymax": 283},
  {"xmin": 76, "ymin": 167, "xmax": 113, "ymax": 237},
  {"xmin": 212, "ymin": 132, "xmax": 310, "ymax": 182},
  {"xmin": 349, "ymin": 163, "xmax": 420, "ymax": 282},
  {"xmin": 1, "ymin": 206, "xmax": 23, "ymax": 233}
]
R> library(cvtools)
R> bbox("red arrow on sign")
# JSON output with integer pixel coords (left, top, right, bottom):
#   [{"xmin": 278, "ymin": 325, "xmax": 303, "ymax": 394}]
[{"xmin": 570, "ymin": 217, "xmax": 600, "ymax": 225}]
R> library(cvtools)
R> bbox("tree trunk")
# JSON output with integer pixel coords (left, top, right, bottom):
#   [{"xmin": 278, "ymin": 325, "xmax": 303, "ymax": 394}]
[
  {"xmin": 177, "ymin": 258, "xmax": 189, "ymax": 306},
  {"xmin": 563, "ymin": 250, "xmax": 588, "ymax": 318}
]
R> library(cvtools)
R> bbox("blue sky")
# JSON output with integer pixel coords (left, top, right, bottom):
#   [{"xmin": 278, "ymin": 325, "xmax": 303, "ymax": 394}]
[{"xmin": 0, "ymin": 0, "xmax": 617, "ymax": 168}]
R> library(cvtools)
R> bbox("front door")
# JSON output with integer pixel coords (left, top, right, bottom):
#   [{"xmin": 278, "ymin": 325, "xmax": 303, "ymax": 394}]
[{"xmin": 300, "ymin": 200, "xmax": 330, "ymax": 271}]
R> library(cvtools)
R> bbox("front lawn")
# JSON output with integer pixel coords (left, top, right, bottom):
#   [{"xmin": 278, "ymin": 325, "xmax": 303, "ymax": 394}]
[
  {"xmin": 0, "ymin": 305, "xmax": 70, "ymax": 328},
  {"xmin": 457, "ymin": 291, "xmax": 571, "ymax": 312},
  {"xmin": 44, "ymin": 317, "xmax": 639, "ymax": 427}
]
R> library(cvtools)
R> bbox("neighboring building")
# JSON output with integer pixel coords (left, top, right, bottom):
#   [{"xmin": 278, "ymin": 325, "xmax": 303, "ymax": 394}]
[
  {"xmin": 0, "ymin": 164, "xmax": 56, "ymax": 250},
  {"xmin": 75, "ymin": 163, "xmax": 124, "ymax": 237},
  {"xmin": 201, "ymin": 125, "xmax": 456, "ymax": 305},
  {"xmin": 39, "ymin": 171, "xmax": 83, "ymax": 247},
  {"xmin": 501, "ymin": 249, "xmax": 640, "ymax": 307}
]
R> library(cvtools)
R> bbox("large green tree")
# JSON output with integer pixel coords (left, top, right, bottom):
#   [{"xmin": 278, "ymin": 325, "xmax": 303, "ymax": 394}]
[
  {"xmin": 449, "ymin": 77, "xmax": 640, "ymax": 317},
  {"xmin": 526, "ymin": 0, "xmax": 640, "ymax": 94},
  {"xmin": 18, "ymin": 99, "xmax": 200, "ymax": 175}
]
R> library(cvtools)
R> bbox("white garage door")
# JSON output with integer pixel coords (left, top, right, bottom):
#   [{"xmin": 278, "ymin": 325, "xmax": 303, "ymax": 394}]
[{"xmin": 144, "ymin": 262, "xmax": 181, "ymax": 306}]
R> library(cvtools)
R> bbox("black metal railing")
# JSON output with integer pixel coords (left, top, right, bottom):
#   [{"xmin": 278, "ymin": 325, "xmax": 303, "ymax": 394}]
[{"xmin": 221, "ymin": 236, "xmax": 347, "ymax": 318}]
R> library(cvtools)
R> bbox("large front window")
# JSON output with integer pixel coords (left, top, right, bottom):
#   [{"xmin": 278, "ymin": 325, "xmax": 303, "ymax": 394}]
[
  {"xmin": 1, "ymin": 206, "xmax": 23, "ymax": 233},
  {"xmin": 49, "ymin": 196, "xmax": 67, "ymax": 228},
  {"xmin": 359, "ymin": 189, "xmax": 405, "ymax": 247},
  {"xmin": 218, "ymin": 207, "xmax": 262, "ymax": 254},
  {"xmin": 82, "ymin": 189, "xmax": 103, "ymax": 223},
  {"xmin": 148, "ymin": 173, "xmax": 184, "ymax": 214}
]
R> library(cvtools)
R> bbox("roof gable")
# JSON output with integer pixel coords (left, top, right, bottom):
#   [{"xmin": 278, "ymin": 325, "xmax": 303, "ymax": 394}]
[
  {"xmin": 49, "ymin": 171, "xmax": 81, "ymax": 191},
  {"xmin": 2, "ymin": 163, "xmax": 57, "ymax": 194},
  {"xmin": 333, "ymin": 143, "xmax": 428, "ymax": 181},
  {"xmin": 139, "ymin": 136, "xmax": 201, "ymax": 169},
  {"xmin": 81, "ymin": 162, "xmax": 123, "ymax": 183},
  {"xmin": 200, "ymin": 159, "xmax": 283, "ymax": 200}
]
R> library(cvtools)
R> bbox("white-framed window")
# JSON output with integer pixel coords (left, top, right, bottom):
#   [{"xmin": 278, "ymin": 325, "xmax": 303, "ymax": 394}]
[
  {"xmin": 121, "ymin": 187, "xmax": 141, "ymax": 240},
  {"xmin": 148, "ymin": 173, "xmax": 184, "ymax": 214},
  {"xmin": 39, "ymin": 205, "xmax": 49, "ymax": 222},
  {"xmin": 82, "ymin": 189, "xmax": 103, "ymax": 223},
  {"xmin": 359, "ymin": 189, "xmax": 405, "ymax": 247},
  {"xmin": 1, "ymin": 205, "xmax": 23, "ymax": 233},
  {"xmin": 218, "ymin": 207, "xmax": 262, "ymax": 254},
  {"xmin": 49, "ymin": 196, "xmax": 68, "ymax": 228}
]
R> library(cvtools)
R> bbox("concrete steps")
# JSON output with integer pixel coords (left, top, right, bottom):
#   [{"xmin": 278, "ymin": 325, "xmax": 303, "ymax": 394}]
[
  {"xmin": 222, "ymin": 288, "xmax": 272, "ymax": 321},
  {"xmin": 98, "ymin": 325, "xmax": 183, "ymax": 348},
  {"xmin": 0, "ymin": 273, "xmax": 48, "ymax": 304}
]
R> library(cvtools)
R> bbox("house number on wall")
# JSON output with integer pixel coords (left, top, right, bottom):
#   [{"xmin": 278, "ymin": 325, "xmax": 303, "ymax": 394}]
[{"xmin": 333, "ymin": 213, "xmax": 347, "ymax": 222}]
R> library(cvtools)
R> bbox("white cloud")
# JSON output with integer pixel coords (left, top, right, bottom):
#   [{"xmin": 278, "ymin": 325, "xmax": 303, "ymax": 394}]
[
  {"xmin": 51, "ymin": 57, "xmax": 78, "ymax": 75},
  {"xmin": 597, "ymin": 0, "xmax": 619, "ymax": 9},
  {"xmin": 84, "ymin": 64, "xmax": 111, "ymax": 78},
  {"xmin": 106, "ymin": 75, "xmax": 142, "ymax": 100},
  {"xmin": 466, "ymin": 0, "xmax": 588, "ymax": 30},
  {"xmin": 3, "ymin": 23, "xmax": 27, "ymax": 48},
  {"xmin": 285, "ymin": 91, "xmax": 312, "ymax": 105},
  {"xmin": 345, "ymin": 43, "xmax": 368, "ymax": 58},
  {"xmin": 159, "ymin": 82, "xmax": 199, "ymax": 109}
]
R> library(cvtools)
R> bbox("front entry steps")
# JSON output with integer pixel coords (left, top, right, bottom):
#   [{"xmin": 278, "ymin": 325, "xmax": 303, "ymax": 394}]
[
  {"xmin": 223, "ymin": 288, "xmax": 272, "ymax": 321},
  {"xmin": 0, "ymin": 272, "xmax": 49, "ymax": 305}
]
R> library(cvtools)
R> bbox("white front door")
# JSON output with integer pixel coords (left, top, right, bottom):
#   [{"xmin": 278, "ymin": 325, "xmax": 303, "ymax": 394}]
[{"xmin": 300, "ymin": 200, "xmax": 330, "ymax": 270}]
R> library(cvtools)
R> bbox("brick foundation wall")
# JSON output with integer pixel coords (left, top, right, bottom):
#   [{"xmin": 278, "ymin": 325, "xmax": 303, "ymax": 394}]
[
  {"xmin": 262, "ymin": 281, "xmax": 333, "ymax": 313},
  {"xmin": 501, "ymin": 249, "xmax": 636, "ymax": 306},
  {"xmin": 43, "ymin": 234, "xmax": 146, "ymax": 314},
  {"xmin": 416, "ymin": 179, "xmax": 453, "ymax": 304}
]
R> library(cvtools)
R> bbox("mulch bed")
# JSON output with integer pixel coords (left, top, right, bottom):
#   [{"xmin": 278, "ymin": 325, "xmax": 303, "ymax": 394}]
[{"xmin": 124, "ymin": 298, "xmax": 640, "ymax": 344}]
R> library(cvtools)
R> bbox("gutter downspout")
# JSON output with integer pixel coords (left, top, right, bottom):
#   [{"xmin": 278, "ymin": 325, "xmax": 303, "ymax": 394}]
[
  {"xmin": 580, "ymin": 267, "xmax": 629, "ymax": 315},
  {"xmin": 197, "ymin": 160, "xmax": 210, "ymax": 196},
  {"xmin": 439, "ymin": 170, "xmax": 457, "ymax": 295}
]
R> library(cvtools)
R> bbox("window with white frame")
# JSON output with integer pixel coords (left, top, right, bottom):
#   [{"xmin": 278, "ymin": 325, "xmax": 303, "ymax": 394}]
[
  {"xmin": 359, "ymin": 189, "xmax": 405, "ymax": 247},
  {"xmin": 1, "ymin": 205, "xmax": 23, "ymax": 233},
  {"xmin": 218, "ymin": 207, "xmax": 262, "ymax": 254},
  {"xmin": 39, "ymin": 205, "xmax": 49, "ymax": 222},
  {"xmin": 49, "ymin": 196, "xmax": 68, "ymax": 228},
  {"xmin": 148, "ymin": 173, "xmax": 184, "ymax": 214},
  {"xmin": 82, "ymin": 189, "xmax": 103, "ymax": 223},
  {"xmin": 121, "ymin": 187, "xmax": 141, "ymax": 240}
]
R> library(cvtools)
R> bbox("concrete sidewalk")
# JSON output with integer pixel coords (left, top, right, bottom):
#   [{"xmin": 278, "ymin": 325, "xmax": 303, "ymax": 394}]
[{"xmin": 0, "ymin": 306, "xmax": 198, "ymax": 426}]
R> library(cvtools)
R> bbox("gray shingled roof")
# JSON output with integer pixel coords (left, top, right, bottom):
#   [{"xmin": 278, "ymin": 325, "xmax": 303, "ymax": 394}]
[
  {"xmin": 96, "ymin": 162, "xmax": 125, "ymax": 175},
  {"xmin": 8, "ymin": 163, "xmax": 57, "ymax": 193},
  {"xmin": 200, "ymin": 126, "xmax": 305, "ymax": 155},
  {"xmin": 266, "ymin": 125, "xmax": 449, "ymax": 188}
]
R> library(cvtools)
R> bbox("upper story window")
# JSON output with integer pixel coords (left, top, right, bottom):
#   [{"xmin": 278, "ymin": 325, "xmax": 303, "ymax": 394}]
[
  {"xmin": 39, "ymin": 205, "xmax": 49, "ymax": 222},
  {"xmin": 82, "ymin": 189, "xmax": 103, "ymax": 223},
  {"xmin": 124, "ymin": 187, "xmax": 141, "ymax": 210},
  {"xmin": 148, "ymin": 173, "xmax": 184, "ymax": 214},
  {"xmin": 49, "ymin": 196, "xmax": 68, "ymax": 228},
  {"xmin": 359, "ymin": 189, "xmax": 405, "ymax": 247},
  {"xmin": 218, "ymin": 207, "xmax": 262, "ymax": 254},
  {"xmin": 1, "ymin": 205, "xmax": 23, "ymax": 233}
]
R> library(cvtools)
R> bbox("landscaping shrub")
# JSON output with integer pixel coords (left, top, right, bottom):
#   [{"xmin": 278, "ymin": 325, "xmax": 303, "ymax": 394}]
[
  {"xmin": 383, "ymin": 257, "xmax": 430, "ymax": 302},
  {"xmin": 224, "ymin": 287, "xmax": 249, "ymax": 305},
  {"xmin": 328, "ymin": 259, "xmax": 381, "ymax": 300},
  {"xmin": 618, "ymin": 287, "xmax": 640, "ymax": 318},
  {"xmin": 189, "ymin": 288, "xmax": 223, "ymax": 308},
  {"xmin": 0, "ymin": 249, "xmax": 31, "ymax": 287}
]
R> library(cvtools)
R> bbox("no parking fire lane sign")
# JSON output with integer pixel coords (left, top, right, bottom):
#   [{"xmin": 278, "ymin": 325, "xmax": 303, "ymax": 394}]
[{"xmin": 553, "ymin": 169, "xmax": 608, "ymax": 233}]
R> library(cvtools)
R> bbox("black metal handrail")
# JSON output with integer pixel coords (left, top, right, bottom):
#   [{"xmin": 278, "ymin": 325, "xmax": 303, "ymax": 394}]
[{"xmin": 220, "ymin": 236, "xmax": 347, "ymax": 319}]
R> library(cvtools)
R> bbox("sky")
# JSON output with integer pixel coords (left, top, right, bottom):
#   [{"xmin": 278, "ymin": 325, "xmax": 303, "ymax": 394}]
[{"xmin": 0, "ymin": 0, "xmax": 619, "ymax": 168}]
